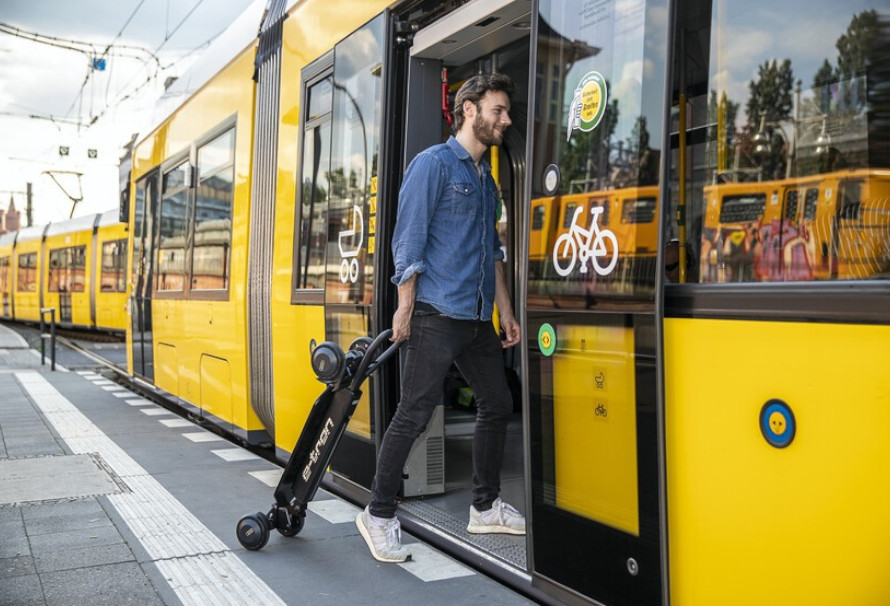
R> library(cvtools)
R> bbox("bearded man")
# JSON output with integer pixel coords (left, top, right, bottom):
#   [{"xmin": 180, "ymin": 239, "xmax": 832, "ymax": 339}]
[{"xmin": 356, "ymin": 73, "xmax": 526, "ymax": 563}]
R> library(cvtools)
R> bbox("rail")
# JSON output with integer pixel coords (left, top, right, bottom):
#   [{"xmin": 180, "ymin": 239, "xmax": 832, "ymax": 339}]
[{"xmin": 39, "ymin": 307, "xmax": 57, "ymax": 371}]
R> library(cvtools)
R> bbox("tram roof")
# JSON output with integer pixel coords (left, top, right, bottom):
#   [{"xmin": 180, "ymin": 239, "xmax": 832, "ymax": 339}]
[{"xmin": 141, "ymin": 0, "xmax": 266, "ymax": 141}]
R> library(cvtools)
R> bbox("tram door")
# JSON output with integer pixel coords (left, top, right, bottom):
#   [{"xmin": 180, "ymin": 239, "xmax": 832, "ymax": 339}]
[
  {"xmin": 524, "ymin": 0, "xmax": 668, "ymax": 603},
  {"xmin": 323, "ymin": 15, "xmax": 390, "ymax": 488},
  {"xmin": 130, "ymin": 174, "xmax": 157, "ymax": 380}
]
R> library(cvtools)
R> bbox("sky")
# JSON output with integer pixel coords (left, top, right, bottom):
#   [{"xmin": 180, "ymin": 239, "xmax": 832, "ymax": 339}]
[{"xmin": 0, "ymin": 0, "xmax": 256, "ymax": 227}]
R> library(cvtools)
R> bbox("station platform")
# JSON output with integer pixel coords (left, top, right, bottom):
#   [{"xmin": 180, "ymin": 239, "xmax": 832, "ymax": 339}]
[{"xmin": 0, "ymin": 321, "xmax": 538, "ymax": 606}]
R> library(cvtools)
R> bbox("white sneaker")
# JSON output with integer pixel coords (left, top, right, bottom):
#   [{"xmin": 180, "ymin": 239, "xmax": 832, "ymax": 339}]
[
  {"xmin": 355, "ymin": 507, "xmax": 411, "ymax": 562},
  {"xmin": 467, "ymin": 498, "xmax": 526, "ymax": 535}
]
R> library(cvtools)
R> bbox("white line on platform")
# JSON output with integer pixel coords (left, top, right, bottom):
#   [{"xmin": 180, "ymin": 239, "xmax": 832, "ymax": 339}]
[
  {"xmin": 182, "ymin": 432, "xmax": 225, "ymax": 443},
  {"xmin": 397, "ymin": 543, "xmax": 475, "ymax": 582},
  {"xmin": 126, "ymin": 398, "xmax": 152, "ymax": 406},
  {"xmin": 75, "ymin": 370, "xmax": 96, "ymax": 376},
  {"xmin": 159, "ymin": 418, "xmax": 194, "ymax": 428},
  {"xmin": 211, "ymin": 448, "xmax": 261, "ymax": 463},
  {"xmin": 101, "ymin": 385, "xmax": 126, "ymax": 391},
  {"xmin": 140, "ymin": 408, "xmax": 174, "ymax": 417},
  {"xmin": 14, "ymin": 371, "xmax": 286, "ymax": 606},
  {"xmin": 92, "ymin": 379, "xmax": 115, "ymax": 386},
  {"xmin": 112, "ymin": 391, "xmax": 134, "ymax": 398},
  {"xmin": 307, "ymin": 499, "xmax": 361, "ymax": 524},
  {"xmin": 248, "ymin": 469, "xmax": 281, "ymax": 487}
]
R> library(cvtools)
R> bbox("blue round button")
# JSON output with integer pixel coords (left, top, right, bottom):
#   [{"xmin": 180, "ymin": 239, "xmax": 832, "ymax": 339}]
[{"xmin": 759, "ymin": 399, "xmax": 795, "ymax": 448}]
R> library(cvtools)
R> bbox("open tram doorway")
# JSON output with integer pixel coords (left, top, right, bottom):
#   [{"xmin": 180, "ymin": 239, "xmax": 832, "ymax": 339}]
[{"xmin": 393, "ymin": 0, "xmax": 532, "ymax": 570}]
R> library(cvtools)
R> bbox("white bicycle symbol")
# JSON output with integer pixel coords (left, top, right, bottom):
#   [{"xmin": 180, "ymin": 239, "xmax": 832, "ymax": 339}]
[
  {"xmin": 552, "ymin": 205, "xmax": 618, "ymax": 277},
  {"xmin": 338, "ymin": 205, "xmax": 364, "ymax": 283}
]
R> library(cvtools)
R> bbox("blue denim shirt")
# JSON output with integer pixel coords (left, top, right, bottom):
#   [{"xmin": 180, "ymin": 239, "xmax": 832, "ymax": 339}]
[{"xmin": 391, "ymin": 137, "xmax": 505, "ymax": 321}]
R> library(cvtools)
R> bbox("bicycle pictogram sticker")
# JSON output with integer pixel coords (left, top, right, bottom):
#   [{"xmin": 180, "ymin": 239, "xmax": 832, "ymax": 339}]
[{"xmin": 552, "ymin": 205, "xmax": 618, "ymax": 277}]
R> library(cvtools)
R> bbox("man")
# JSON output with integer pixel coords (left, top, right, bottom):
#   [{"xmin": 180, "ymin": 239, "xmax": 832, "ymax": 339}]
[{"xmin": 355, "ymin": 73, "xmax": 525, "ymax": 563}]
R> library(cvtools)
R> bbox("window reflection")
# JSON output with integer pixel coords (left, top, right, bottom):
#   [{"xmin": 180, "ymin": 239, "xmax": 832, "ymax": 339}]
[
  {"xmin": 101, "ymin": 239, "xmax": 127, "ymax": 292},
  {"xmin": 529, "ymin": 0, "xmax": 667, "ymax": 307},
  {"xmin": 325, "ymin": 16, "xmax": 384, "ymax": 305},
  {"xmin": 192, "ymin": 129, "xmax": 234, "ymax": 291},
  {"xmin": 158, "ymin": 162, "xmax": 189, "ymax": 292},
  {"xmin": 673, "ymin": 2, "xmax": 890, "ymax": 283},
  {"xmin": 48, "ymin": 246, "xmax": 86, "ymax": 293},
  {"xmin": 17, "ymin": 252, "xmax": 37, "ymax": 292},
  {"xmin": 296, "ymin": 77, "xmax": 332, "ymax": 291}
]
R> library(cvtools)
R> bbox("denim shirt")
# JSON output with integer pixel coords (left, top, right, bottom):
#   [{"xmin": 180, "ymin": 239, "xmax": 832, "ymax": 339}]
[{"xmin": 391, "ymin": 137, "xmax": 505, "ymax": 321}]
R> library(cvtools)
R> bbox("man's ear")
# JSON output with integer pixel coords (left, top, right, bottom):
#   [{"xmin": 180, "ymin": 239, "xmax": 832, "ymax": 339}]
[{"xmin": 463, "ymin": 99, "xmax": 476, "ymax": 120}]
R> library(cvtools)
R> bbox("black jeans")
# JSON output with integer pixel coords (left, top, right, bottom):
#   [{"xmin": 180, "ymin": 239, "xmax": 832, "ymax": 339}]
[{"xmin": 369, "ymin": 310, "xmax": 513, "ymax": 518}]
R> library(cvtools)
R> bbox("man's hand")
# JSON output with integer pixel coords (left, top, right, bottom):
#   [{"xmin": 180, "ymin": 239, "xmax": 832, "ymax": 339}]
[
  {"xmin": 391, "ymin": 306, "xmax": 412, "ymax": 342},
  {"xmin": 500, "ymin": 312, "xmax": 520, "ymax": 348}
]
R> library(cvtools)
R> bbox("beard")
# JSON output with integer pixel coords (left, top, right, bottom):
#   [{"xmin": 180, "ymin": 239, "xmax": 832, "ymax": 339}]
[{"xmin": 472, "ymin": 111, "xmax": 504, "ymax": 146}]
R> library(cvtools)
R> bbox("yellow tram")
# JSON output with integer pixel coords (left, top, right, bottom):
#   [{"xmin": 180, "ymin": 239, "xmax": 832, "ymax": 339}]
[
  {"xmin": 121, "ymin": 0, "xmax": 890, "ymax": 604},
  {"xmin": 0, "ymin": 210, "xmax": 128, "ymax": 332}
]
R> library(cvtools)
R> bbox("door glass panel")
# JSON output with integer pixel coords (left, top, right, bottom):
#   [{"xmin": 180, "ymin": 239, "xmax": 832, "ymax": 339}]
[
  {"xmin": 158, "ymin": 162, "xmax": 190, "ymax": 292},
  {"xmin": 527, "ymin": 1, "xmax": 667, "ymax": 601},
  {"xmin": 672, "ymin": 0, "xmax": 890, "ymax": 284},
  {"xmin": 529, "ymin": 0, "xmax": 668, "ymax": 306},
  {"xmin": 325, "ymin": 15, "xmax": 385, "ymax": 305}
]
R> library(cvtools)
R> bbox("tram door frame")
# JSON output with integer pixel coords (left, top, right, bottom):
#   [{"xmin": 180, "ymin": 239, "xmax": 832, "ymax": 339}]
[
  {"xmin": 325, "ymin": 11, "xmax": 406, "ymax": 489},
  {"xmin": 130, "ymin": 172, "xmax": 158, "ymax": 381},
  {"xmin": 521, "ymin": 0, "xmax": 670, "ymax": 603}
]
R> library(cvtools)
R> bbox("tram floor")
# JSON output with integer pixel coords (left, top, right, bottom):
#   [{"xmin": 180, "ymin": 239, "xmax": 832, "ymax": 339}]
[{"xmin": 400, "ymin": 412, "xmax": 527, "ymax": 570}]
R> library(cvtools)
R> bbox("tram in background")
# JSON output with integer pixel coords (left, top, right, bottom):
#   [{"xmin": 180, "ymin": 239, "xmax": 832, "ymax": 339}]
[
  {"xmin": 0, "ymin": 210, "xmax": 128, "ymax": 333},
  {"xmin": 119, "ymin": 0, "xmax": 890, "ymax": 604}
]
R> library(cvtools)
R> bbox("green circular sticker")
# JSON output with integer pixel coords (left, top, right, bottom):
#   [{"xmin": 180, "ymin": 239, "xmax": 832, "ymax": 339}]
[{"xmin": 538, "ymin": 323, "xmax": 556, "ymax": 356}]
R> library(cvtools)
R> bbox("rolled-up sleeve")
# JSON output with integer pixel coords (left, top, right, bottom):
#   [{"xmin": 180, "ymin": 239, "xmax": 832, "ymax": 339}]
[{"xmin": 391, "ymin": 152, "xmax": 443, "ymax": 285}]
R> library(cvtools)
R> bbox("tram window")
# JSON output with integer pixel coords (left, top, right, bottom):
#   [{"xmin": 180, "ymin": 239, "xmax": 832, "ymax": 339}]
[
  {"xmin": 157, "ymin": 161, "xmax": 189, "ymax": 293},
  {"xmin": 0, "ymin": 257, "xmax": 8, "ymax": 293},
  {"xmin": 17, "ymin": 252, "xmax": 37, "ymax": 292},
  {"xmin": 294, "ymin": 73, "xmax": 333, "ymax": 294},
  {"xmin": 562, "ymin": 202, "xmax": 577, "ymax": 228},
  {"xmin": 672, "ymin": 0, "xmax": 890, "ymax": 283},
  {"xmin": 48, "ymin": 249, "xmax": 65, "ymax": 292},
  {"xmin": 803, "ymin": 188, "xmax": 819, "ymax": 221},
  {"xmin": 70, "ymin": 246, "xmax": 86, "ymax": 292},
  {"xmin": 838, "ymin": 181, "xmax": 862, "ymax": 220},
  {"xmin": 621, "ymin": 198, "xmax": 656, "ymax": 224},
  {"xmin": 101, "ymin": 239, "xmax": 127, "ymax": 292},
  {"xmin": 192, "ymin": 128, "xmax": 235, "ymax": 292},
  {"xmin": 48, "ymin": 246, "xmax": 86, "ymax": 293},
  {"xmin": 784, "ymin": 190, "xmax": 799, "ymax": 221},
  {"xmin": 719, "ymin": 195, "xmax": 766, "ymax": 223},
  {"xmin": 324, "ymin": 15, "xmax": 385, "ymax": 306},
  {"xmin": 532, "ymin": 204, "xmax": 546, "ymax": 230}
]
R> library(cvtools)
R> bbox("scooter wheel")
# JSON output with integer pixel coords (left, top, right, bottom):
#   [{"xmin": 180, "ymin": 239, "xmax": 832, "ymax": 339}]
[
  {"xmin": 236, "ymin": 512, "xmax": 270, "ymax": 550},
  {"xmin": 277, "ymin": 512, "xmax": 305, "ymax": 537}
]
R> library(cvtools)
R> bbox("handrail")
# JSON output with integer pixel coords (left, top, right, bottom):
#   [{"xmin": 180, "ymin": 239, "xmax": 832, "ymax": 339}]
[{"xmin": 39, "ymin": 307, "xmax": 56, "ymax": 371}]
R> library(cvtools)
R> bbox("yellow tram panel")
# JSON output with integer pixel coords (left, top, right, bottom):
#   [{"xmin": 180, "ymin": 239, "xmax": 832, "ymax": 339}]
[
  {"xmin": 11, "ymin": 226, "xmax": 45, "ymax": 323},
  {"xmin": 43, "ymin": 215, "xmax": 97, "ymax": 328},
  {"xmin": 552, "ymin": 324, "xmax": 639, "ymax": 536},
  {"xmin": 269, "ymin": 0, "xmax": 395, "ymax": 457},
  {"xmin": 94, "ymin": 213, "xmax": 129, "ymax": 332},
  {"xmin": 665, "ymin": 317, "xmax": 890, "ymax": 606},
  {"xmin": 131, "ymin": 40, "xmax": 262, "ymax": 438},
  {"xmin": 0, "ymin": 232, "xmax": 15, "ymax": 319}
]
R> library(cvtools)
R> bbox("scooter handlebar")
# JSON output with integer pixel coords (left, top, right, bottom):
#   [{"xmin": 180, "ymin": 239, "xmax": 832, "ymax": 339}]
[{"xmin": 350, "ymin": 329, "xmax": 400, "ymax": 390}]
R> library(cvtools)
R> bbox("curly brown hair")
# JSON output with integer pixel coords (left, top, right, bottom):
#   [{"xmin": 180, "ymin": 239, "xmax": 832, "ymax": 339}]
[{"xmin": 452, "ymin": 73, "xmax": 515, "ymax": 132}]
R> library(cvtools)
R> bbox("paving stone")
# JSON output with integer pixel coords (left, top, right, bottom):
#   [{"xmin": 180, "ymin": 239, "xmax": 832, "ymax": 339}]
[
  {"xmin": 28, "ymin": 523, "xmax": 125, "ymax": 553},
  {"xmin": 42, "ymin": 562, "xmax": 164, "ymax": 606},
  {"xmin": 34, "ymin": 542, "xmax": 136, "ymax": 573},
  {"xmin": 0, "ymin": 554, "xmax": 37, "ymax": 579},
  {"xmin": 0, "ymin": 572, "xmax": 45, "ymax": 605}
]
